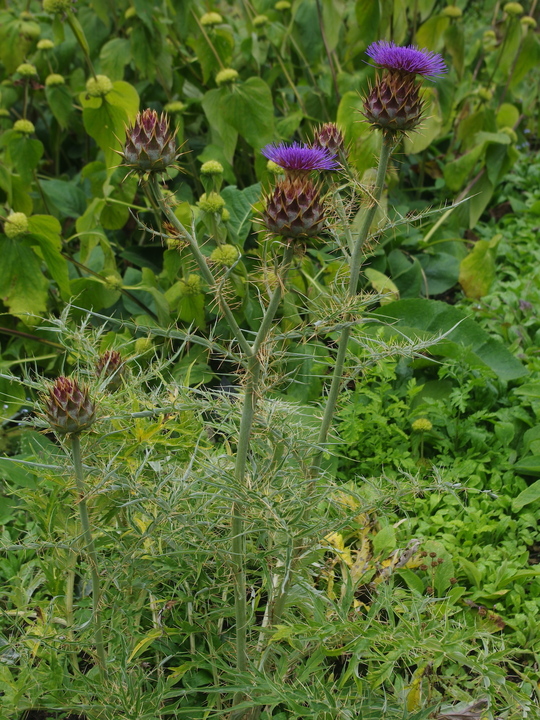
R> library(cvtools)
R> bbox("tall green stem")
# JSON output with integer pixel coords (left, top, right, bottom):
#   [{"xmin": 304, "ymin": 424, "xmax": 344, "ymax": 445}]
[
  {"xmin": 71, "ymin": 434, "xmax": 107, "ymax": 679},
  {"xmin": 232, "ymin": 242, "xmax": 295, "ymax": 707},
  {"xmin": 314, "ymin": 134, "xmax": 394, "ymax": 465}
]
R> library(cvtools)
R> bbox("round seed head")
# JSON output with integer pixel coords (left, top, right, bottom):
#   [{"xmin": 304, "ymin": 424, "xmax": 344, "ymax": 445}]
[
  {"xmin": 275, "ymin": 1, "xmax": 291, "ymax": 9},
  {"xmin": 211, "ymin": 244, "xmax": 239, "ymax": 266},
  {"xmin": 201, "ymin": 11, "xmax": 223, "ymax": 26},
  {"xmin": 178, "ymin": 274, "xmax": 202, "ymax": 297},
  {"xmin": 521, "ymin": 15, "xmax": 537, "ymax": 27},
  {"xmin": 4, "ymin": 212, "xmax": 29, "ymax": 238},
  {"xmin": 504, "ymin": 2, "xmax": 524, "ymax": 15},
  {"xmin": 216, "ymin": 68, "xmax": 239, "ymax": 86},
  {"xmin": 43, "ymin": 376, "xmax": 96, "ymax": 435},
  {"xmin": 42, "ymin": 0, "xmax": 72, "ymax": 12},
  {"xmin": 13, "ymin": 119, "xmax": 35, "ymax": 134},
  {"xmin": 46, "ymin": 73, "xmax": 65, "ymax": 87},
  {"xmin": 253, "ymin": 14, "xmax": 269, "ymax": 27},
  {"xmin": 37, "ymin": 39, "xmax": 55, "ymax": 49},
  {"xmin": 86, "ymin": 74, "xmax": 113, "ymax": 97},
  {"xmin": 201, "ymin": 160, "xmax": 224, "ymax": 176},
  {"xmin": 442, "ymin": 5, "xmax": 462, "ymax": 18},
  {"xmin": 16, "ymin": 63, "xmax": 38, "ymax": 77},
  {"xmin": 164, "ymin": 100, "xmax": 186, "ymax": 114},
  {"xmin": 198, "ymin": 192, "xmax": 226, "ymax": 213},
  {"xmin": 412, "ymin": 418, "xmax": 432, "ymax": 432}
]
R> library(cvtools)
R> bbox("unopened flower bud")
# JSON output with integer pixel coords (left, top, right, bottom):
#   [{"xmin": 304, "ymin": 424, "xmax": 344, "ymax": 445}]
[
  {"xmin": 521, "ymin": 15, "xmax": 537, "ymax": 27},
  {"xmin": 313, "ymin": 123, "xmax": 345, "ymax": 154},
  {"xmin": 105, "ymin": 274, "xmax": 123, "ymax": 290},
  {"xmin": 222, "ymin": 208, "xmax": 230, "ymax": 222},
  {"xmin": 253, "ymin": 14, "xmax": 268, "ymax": 27},
  {"xmin": 198, "ymin": 192, "xmax": 226, "ymax": 214},
  {"xmin": 43, "ymin": 376, "xmax": 96, "ymax": 435},
  {"xmin": 263, "ymin": 177, "xmax": 326, "ymax": 240},
  {"xmin": 134, "ymin": 337, "xmax": 153, "ymax": 356},
  {"xmin": 42, "ymin": 0, "xmax": 72, "ymax": 13},
  {"xmin": 13, "ymin": 119, "xmax": 35, "ymax": 134},
  {"xmin": 46, "ymin": 73, "xmax": 65, "ymax": 87},
  {"xmin": 201, "ymin": 160, "xmax": 224, "ymax": 176},
  {"xmin": 164, "ymin": 100, "xmax": 185, "ymax": 114},
  {"xmin": 275, "ymin": 0, "xmax": 291, "ymax": 9},
  {"xmin": 16, "ymin": 63, "xmax": 38, "ymax": 77},
  {"xmin": 216, "ymin": 68, "xmax": 239, "ymax": 86},
  {"xmin": 504, "ymin": 2, "xmax": 524, "ymax": 15},
  {"xmin": 96, "ymin": 350, "xmax": 124, "ymax": 392},
  {"xmin": 412, "ymin": 418, "xmax": 432, "ymax": 432},
  {"xmin": 478, "ymin": 87, "xmax": 493, "ymax": 101},
  {"xmin": 37, "ymin": 39, "xmax": 55, "ymax": 50},
  {"xmin": 211, "ymin": 244, "xmax": 239, "ymax": 266},
  {"xmin": 86, "ymin": 74, "xmax": 113, "ymax": 98},
  {"xmin": 4, "ymin": 212, "xmax": 29, "ymax": 238},
  {"xmin": 201, "ymin": 12, "xmax": 223, "ymax": 26},
  {"xmin": 0, "ymin": 109, "xmax": 10, "ymax": 118},
  {"xmin": 124, "ymin": 6, "xmax": 136, "ymax": 19},
  {"xmin": 442, "ymin": 5, "xmax": 462, "ymax": 18},
  {"xmin": 122, "ymin": 109, "xmax": 177, "ymax": 173},
  {"xmin": 178, "ymin": 274, "xmax": 202, "ymax": 297}
]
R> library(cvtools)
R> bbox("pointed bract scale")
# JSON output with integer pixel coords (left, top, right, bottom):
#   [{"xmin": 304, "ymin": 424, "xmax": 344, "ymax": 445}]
[
  {"xmin": 262, "ymin": 177, "xmax": 326, "ymax": 240},
  {"xmin": 363, "ymin": 73, "xmax": 424, "ymax": 132},
  {"xmin": 121, "ymin": 109, "xmax": 178, "ymax": 173},
  {"xmin": 43, "ymin": 376, "xmax": 96, "ymax": 435},
  {"xmin": 96, "ymin": 350, "xmax": 125, "ymax": 392},
  {"xmin": 312, "ymin": 123, "xmax": 345, "ymax": 154}
]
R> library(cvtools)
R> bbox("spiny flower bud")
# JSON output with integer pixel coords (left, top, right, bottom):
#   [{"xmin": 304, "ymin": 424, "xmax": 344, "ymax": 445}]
[
  {"xmin": 4, "ymin": 212, "xmax": 29, "ymax": 238},
  {"xmin": 46, "ymin": 73, "xmax": 65, "ymax": 87},
  {"xmin": 262, "ymin": 177, "xmax": 325, "ymax": 240},
  {"xmin": 198, "ymin": 192, "xmax": 226, "ymax": 213},
  {"xmin": 201, "ymin": 12, "xmax": 223, "ymax": 26},
  {"xmin": 412, "ymin": 418, "xmax": 432, "ymax": 432},
  {"xmin": 442, "ymin": 5, "xmax": 462, "ymax": 18},
  {"xmin": 211, "ymin": 244, "xmax": 239, "ymax": 266},
  {"xmin": 216, "ymin": 68, "xmax": 239, "ymax": 86},
  {"xmin": 363, "ymin": 41, "xmax": 446, "ymax": 134},
  {"xmin": 37, "ymin": 39, "xmax": 55, "ymax": 50},
  {"xmin": 86, "ymin": 74, "xmax": 113, "ymax": 98},
  {"xmin": 504, "ymin": 2, "xmax": 524, "ymax": 15},
  {"xmin": 313, "ymin": 123, "xmax": 345, "ymax": 154},
  {"xmin": 13, "ymin": 119, "xmax": 35, "ymax": 134},
  {"xmin": 43, "ymin": 0, "xmax": 72, "ymax": 12},
  {"xmin": 178, "ymin": 274, "xmax": 202, "ymax": 297},
  {"xmin": 43, "ymin": 376, "xmax": 96, "ymax": 435},
  {"xmin": 96, "ymin": 350, "xmax": 124, "ymax": 392},
  {"xmin": 201, "ymin": 160, "xmax": 224, "ymax": 176},
  {"xmin": 122, "ymin": 109, "xmax": 177, "ymax": 173},
  {"xmin": 16, "ymin": 63, "xmax": 38, "ymax": 77}
]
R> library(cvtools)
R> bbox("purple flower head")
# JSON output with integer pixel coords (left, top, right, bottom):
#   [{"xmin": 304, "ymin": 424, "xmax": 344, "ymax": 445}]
[
  {"xmin": 366, "ymin": 41, "xmax": 447, "ymax": 78},
  {"xmin": 262, "ymin": 142, "xmax": 338, "ymax": 174}
]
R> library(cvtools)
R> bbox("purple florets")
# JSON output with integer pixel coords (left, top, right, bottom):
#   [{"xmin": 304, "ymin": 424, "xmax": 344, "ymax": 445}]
[
  {"xmin": 366, "ymin": 41, "xmax": 447, "ymax": 77},
  {"xmin": 262, "ymin": 142, "xmax": 338, "ymax": 173}
]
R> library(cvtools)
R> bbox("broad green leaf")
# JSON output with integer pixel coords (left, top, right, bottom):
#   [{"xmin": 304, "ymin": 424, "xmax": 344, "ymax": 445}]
[
  {"xmin": 28, "ymin": 215, "xmax": 70, "ymax": 299},
  {"xmin": 202, "ymin": 88, "xmax": 238, "ymax": 164},
  {"xmin": 220, "ymin": 78, "xmax": 274, "ymax": 149},
  {"xmin": 100, "ymin": 38, "xmax": 132, "ymax": 80},
  {"xmin": 459, "ymin": 240, "xmax": 495, "ymax": 299},
  {"xmin": 444, "ymin": 23, "xmax": 464, "ymax": 77},
  {"xmin": 220, "ymin": 183, "xmax": 261, "ymax": 243},
  {"xmin": 354, "ymin": 0, "xmax": 381, "ymax": 50},
  {"xmin": 107, "ymin": 81, "xmax": 140, "ymax": 123},
  {"xmin": 0, "ymin": 376, "xmax": 26, "ymax": 418},
  {"xmin": 418, "ymin": 252, "xmax": 460, "ymax": 296},
  {"xmin": 45, "ymin": 85, "xmax": 74, "ymax": 129},
  {"xmin": 322, "ymin": 0, "xmax": 346, "ymax": 51},
  {"xmin": 337, "ymin": 91, "xmax": 380, "ymax": 175},
  {"xmin": 468, "ymin": 173, "xmax": 493, "ymax": 228},
  {"xmin": 40, "ymin": 179, "xmax": 86, "ymax": 219},
  {"xmin": 364, "ymin": 268, "xmax": 399, "ymax": 304},
  {"xmin": 511, "ymin": 32, "xmax": 540, "ymax": 88},
  {"xmin": 496, "ymin": 103, "xmax": 519, "ymax": 130},
  {"xmin": 387, "ymin": 249, "xmax": 423, "ymax": 298},
  {"xmin": 444, "ymin": 145, "xmax": 483, "ymax": 191},
  {"xmin": 415, "ymin": 14, "xmax": 449, "ymax": 52},
  {"xmin": 369, "ymin": 298, "xmax": 528, "ymax": 381},
  {"xmin": 512, "ymin": 478, "xmax": 540, "ymax": 509},
  {"xmin": 0, "ymin": 237, "xmax": 48, "ymax": 319},
  {"xmin": 372, "ymin": 525, "xmax": 396, "ymax": 557},
  {"xmin": 82, "ymin": 98, "xmax": 128, "ymax": 168},
  {"xmin": 404, "ymin": 87, "xmax": 442, "ymax": 153},
  {"xmin": 7, "ymin": 136, "xmax": 44, "ymax": 183},
  {"xmin": 191, "ymin": 29, "xmax": 234, "ymax": 84}
]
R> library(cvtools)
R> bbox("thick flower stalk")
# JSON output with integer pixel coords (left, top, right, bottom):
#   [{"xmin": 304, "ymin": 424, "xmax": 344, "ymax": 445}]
[
  {"xmin": 262, "ymin": 176, "xmax": 326, "ymax": 240},
  {"xmin": 122, "ymin": 109, "xmax": 177, "ymax": 173},
  {"xmin": 363, "ymin": 41, "xmax": 446, "ymax": 134},
  {"xmin": 261, "ymin": 141, "xmax": 338, "ymax": 178}
]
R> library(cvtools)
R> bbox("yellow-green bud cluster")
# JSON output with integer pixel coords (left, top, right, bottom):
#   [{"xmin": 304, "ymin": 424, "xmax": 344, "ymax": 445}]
[
  {"xmin": 478, "ymin": 88, "xmax": 493, "ymax": 101},
  {"xmin": 134, "ymin": 337, "xmax": 153, "ymax": 355},
  {"xmin": 266, "ymin": 160, "xmax": 282, "ymax": 174},
  {"xmin": 483, "ymin": 30, "xmax": 496, "ymax": 40},
  {"xmin": 105, "ymin": 274, "xmax": 123, "ymax": 290},
  {"xmin": 216, "ymin": 68, "xmax": 239, "ymax": 86},
  {"xmin": 164, "ymin": 100, "xmax": 185, "ymax": 114},
  {"xmin": 198, "ymin": 192, "xmax": 226, "ymax": 214},
  {"xmin": 201, "ymin": 12, "xmax": 223, "ymax": 26},
  {"xmin": 21, "ymin": 22, "xmax": 41, "ymax": 40},
  {"xmin": 221, "ymin": 208, "xmax": 230, "ymax": 222},
  {"xmin": 412, "ymin": 418, "xmax": 433, "ymax": 432},
  {"xmin": 500, "ymin": 126, "xmax": 518, "ymax": 143},
  {"xmin": 275, "ymin": 0, "xmax": 291, "ymax": 9},
  {"xmin": 42, "ymin": 0, "xmax": 72, "ymax": 12},
  {"xmin": 504, "ymin": 2, "xmax": 524, "ymax": 15},
  {"xmin": 211, "ymin": 244, "xmax": 239, "ymax": 266},
  {"xmin": 442, "ymin": 5, "xmax": 462, "ymax": 18},
  {"xmin": 201, "ymin": 160, "xmax": 224, "ymax": 176},
  {"xmin": 253, "ymin": 14, "xmax": 269, "ymax": 27},
  {"xmin": 46, "ymin": 73, "xmax": 65, "ymax": 87},
  {"xmin": 37, "ymin": 39, "xmax": 55, "ymax": 50},
  {"xmin": 521, "ymin": 15, "xmax": 537, "ymax": 27},
  {"xmin": 0, "ymin": 109, "xmax": 10, "ymax": 118},
  {"xmin": 13, "ymin": 119, "xmax": 35, "ymax": 134},
  {"xmin": 4, "ymin": 212, "xmax": 29, "ymax": 238},
  {"xmin": 124, "ymin": 6, "xmax": 136, "ymax": 19},
  {"xmin": 178, "ymin": 274, "xmax": 202, "ymax": 297},
  {"xmin": 16, "ymin": 63, "xmax": 37, "ymax": 77},
  {"xmin": 86, "ymin": 74, "xmax": 113, "ymax": 98}
]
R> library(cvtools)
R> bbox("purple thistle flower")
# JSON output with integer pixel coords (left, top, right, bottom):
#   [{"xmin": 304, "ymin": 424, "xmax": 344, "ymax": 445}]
[
  {"xmin": 366, "ymin": 41, "xmax": 447, "ymax": 78},
  {"xmin": 262, "ymin": 142, "xmax": 338, "ymax": 175}
]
